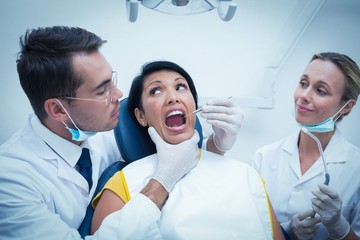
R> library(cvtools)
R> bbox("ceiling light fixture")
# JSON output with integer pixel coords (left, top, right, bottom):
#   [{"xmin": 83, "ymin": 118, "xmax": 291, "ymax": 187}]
[{"xmin": 126, "ymin": 0, "xmax": 237, "ymax": 22}]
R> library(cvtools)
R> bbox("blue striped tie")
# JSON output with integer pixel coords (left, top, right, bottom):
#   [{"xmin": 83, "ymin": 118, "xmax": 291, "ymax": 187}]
[{"xmin": 77, "ymin": 148, "xmax": 93, "ymax": 190}]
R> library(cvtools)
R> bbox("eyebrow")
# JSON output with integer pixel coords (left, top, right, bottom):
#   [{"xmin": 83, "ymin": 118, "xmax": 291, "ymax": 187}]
[
  {"xmin": 302, "ymin": 75, "xmax": 330, "ymax": 86},
  {"xmin": 145, "ymin": 77, "xmax": 186, "ymax": 88},
  {"xmin": 92, "ymin": 76, "xmax": 112, "ymax": 93},
  {"xmin": 175, "ymin": 77, "xmax": 186, "ymax": 81}
]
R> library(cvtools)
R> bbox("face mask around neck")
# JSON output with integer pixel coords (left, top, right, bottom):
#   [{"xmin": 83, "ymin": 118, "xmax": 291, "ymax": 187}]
[
  {"xmin": 298, "ymin": 100, "xmax": 351, "ymax": 133},
  {"xmin": 56, "ymin": 99, "xmax": 97, "ymax": 141}
]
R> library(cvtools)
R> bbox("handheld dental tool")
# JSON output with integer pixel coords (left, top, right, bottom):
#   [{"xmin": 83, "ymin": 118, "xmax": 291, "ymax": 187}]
[
  {"xmin": 185, "ymin": 96, "xmax": 232, "ymax": 118},
  {"xmin": 301, "ymin": 127, "xmax": 330, "ymax": 185}
]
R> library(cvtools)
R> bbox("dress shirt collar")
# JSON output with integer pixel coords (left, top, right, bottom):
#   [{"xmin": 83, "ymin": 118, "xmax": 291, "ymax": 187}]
[{"xmin": 31, "ymin": 114, "xmax": 90, "ymax": 168}]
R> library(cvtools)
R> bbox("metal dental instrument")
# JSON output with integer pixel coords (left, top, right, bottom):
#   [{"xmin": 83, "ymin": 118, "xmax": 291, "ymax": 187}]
[
  {"xmin": 185, "ymin": 96, "xmax": 232, "ymax": 118},
  {"xmin": 301, "ymin": 127, "xmax": 330, "ymax": 185}
]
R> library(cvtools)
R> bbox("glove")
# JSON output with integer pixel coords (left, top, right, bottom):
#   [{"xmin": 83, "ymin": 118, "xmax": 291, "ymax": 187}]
[
  {"xmin": 201, "ymin": 98, "xmax": 243, "ymax": 151},
  {"xmin": 148, "ymin": 127, "xmax": 200, "ymax": 192},
  {"xmin": 285, "ymin": 209, "xmax": 321, "ymax": 240},
  {"xmin": 312, "ymin": 184, "xmax": 350, "ymax": 239}
]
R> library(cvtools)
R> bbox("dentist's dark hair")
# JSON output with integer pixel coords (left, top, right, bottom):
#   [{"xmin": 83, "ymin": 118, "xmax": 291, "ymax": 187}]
[{"xmin": 16, "ymin": 26, "xmax": 106, "ymax": 119}]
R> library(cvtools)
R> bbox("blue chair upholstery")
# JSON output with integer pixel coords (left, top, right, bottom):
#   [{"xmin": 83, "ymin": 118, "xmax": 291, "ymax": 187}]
[
  {"xmin": 114, "ymin": 98, "xmax": 203, "ymax": 163},
  {"xmin": 78, "ymin": 160, "xmax": 127, "ymax": 237}
]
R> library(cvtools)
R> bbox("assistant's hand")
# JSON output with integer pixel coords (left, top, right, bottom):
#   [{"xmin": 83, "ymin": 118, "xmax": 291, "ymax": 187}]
[
  {"xmin": 312, "ymin": 184, "xmax": 350, "ymax": 239},
  {"xmin": 201, "ymin": 98, "xmax": 243, "ymax": 151},
  {"xmin": 148, "ymin": 127, "xmax": 200, "ymax": 192},
  {"xmin": 286, "ymin": 209, "xmax": 321, "ymax": 240}
]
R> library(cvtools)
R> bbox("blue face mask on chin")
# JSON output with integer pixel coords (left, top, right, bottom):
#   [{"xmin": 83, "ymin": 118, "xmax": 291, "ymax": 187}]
[
  {"xmin": 56, "ymin": 99, "xmax": 97, "ymax": 141},
  {"xmin": 64, "ymin": 125, "xmax": 97, "ymax": 142},
  {"xmin": 299, "ymin": 116, "xmax": 335, "ymax": 133},
  {"xmin": 298, "ymin": 100, "xmax": 351, "ymax": 133}
]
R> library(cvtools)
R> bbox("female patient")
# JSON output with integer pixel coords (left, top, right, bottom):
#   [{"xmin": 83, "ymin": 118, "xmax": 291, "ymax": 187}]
[{"xmin": 91, "ymin": 61, "xmax": 284, "ymax": 239}]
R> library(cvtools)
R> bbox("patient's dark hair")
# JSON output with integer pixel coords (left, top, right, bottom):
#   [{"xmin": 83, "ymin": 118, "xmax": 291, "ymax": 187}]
[{"xmin": 127, "ymin": 61, "xmax": 198, "ymax": 122}]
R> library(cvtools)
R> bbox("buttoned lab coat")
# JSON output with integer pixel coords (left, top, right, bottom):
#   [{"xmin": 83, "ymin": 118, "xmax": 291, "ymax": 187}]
[
  {"xmin": 252, "ymin": 129, "xmax": 360, "ymax": 239},
  {"xmin": 0, "ymin": 113, "xmax": 162, "ymax": 240}
]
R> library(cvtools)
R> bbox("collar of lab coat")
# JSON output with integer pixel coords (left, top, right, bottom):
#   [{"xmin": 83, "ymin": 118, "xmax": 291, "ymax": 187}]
[
  {"xmin": 282, "ymin": 128, "xmax": 347, "ymax": 165},
  {"xmin": 30, "ymin": 113, "xmax": 88, "ymax": 168},
  {"xmin": 281, "ymin": 128, "xmax": 347, "ymax": 185}
]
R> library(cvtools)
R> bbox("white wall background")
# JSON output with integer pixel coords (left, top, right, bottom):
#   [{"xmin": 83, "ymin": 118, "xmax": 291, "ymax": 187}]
[{"xmin": 1, "ymin": 0, "xmax": 359, "ymax": 163}]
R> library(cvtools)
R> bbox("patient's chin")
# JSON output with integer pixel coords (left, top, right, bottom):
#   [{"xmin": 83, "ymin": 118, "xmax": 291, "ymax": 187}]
[{"xmin": 163, "ymin": 131, "xmax": 194, "ymax": 145}]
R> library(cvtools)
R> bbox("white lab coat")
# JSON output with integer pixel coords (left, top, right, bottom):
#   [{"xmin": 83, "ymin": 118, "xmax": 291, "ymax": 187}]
[
  {"xmin": 252, "ymin": 129, "xmax": 360, "ymax": 239},
  {"xmin": 121, "ymin": 150, "xmax": 274, "ymax": 240},
  {"xmin": 0, "ymin": 113, "xmax": 161, "ymax": 239}
]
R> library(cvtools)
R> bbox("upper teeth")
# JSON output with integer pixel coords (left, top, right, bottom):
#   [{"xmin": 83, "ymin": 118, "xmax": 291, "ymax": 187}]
[{"xmin": 167, "ymin": 110, "xmax": 184, "ymax": 117}]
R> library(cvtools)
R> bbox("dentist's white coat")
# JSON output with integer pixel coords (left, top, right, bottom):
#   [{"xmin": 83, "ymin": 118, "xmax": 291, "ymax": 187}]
[{"xmin": 0, "ymin": 113, "xmax": 162, "ymax": 239}]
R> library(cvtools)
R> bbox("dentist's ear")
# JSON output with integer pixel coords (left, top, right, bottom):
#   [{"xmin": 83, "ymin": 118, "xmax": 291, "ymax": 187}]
[
  {"xmin": 44, "ymin": 98, "xmax": 68, "ymax": 121},
  {"xmin": 134, "ymin": 107, "xmax": 148, "ymax": 127}
]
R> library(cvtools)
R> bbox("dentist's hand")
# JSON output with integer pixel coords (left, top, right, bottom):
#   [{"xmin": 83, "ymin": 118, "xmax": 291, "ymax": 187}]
[
  {"xmin": 285, "ymin": 209, "xmax": 321, "ymax": 240},
  {"xmin": 312, "ymin": 184, "xmax": 350, "ymax": 239},
  {"xmin": 148, "ymin": 127, "xmax": 200, "ymax": 192},
  {"xmin": 201, "ymin": 98, "xmax": 243, "ymax": 151}
]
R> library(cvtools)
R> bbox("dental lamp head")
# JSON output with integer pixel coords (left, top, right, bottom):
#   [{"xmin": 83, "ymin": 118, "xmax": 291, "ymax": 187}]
[
  {"xmin": 126, "ymin": 0, "xmax": 237, "ymax": 22},
  {"xmin": 172, "ymin": 0, "xmax": 189, "ymax": 6}
]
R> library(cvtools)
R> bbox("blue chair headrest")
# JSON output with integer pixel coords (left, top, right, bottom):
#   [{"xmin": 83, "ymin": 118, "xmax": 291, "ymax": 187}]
[{"xmin": 114, "ymin": 98, "xmax": 203, "ymax": 163}]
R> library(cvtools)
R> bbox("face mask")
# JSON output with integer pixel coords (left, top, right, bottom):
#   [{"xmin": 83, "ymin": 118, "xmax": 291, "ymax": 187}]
[
  {"xmin": 299, "ymin": 100, "xmax": 351, "ymax": 133},
  {"xmin": 56, "ymin": 99, "xmax": 97, "ymax": 141}
]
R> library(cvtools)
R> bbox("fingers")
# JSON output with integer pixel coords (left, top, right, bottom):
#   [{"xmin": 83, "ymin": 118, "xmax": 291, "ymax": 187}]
[
  {"xmin": 297, "ymin": 209, "xmax": 321, "ymax": 228},
  {"xmin": 206, "ymin": 98, "xmax": 235, "ymax": 108},
  {"xmin": 148, "ymin": 127, "xmax": 200, "ymax": 149},
  {"xmin": 312, "ymin": 185, "xmax": 337, "ymax": 202},
  {"xmin": 201, "ymin": 101, "xmax": 243, "ymax": 127},
  {"xmin": 302, "ymin": 216, "xmax": 321, "ymax": 228},
  {"xmin": 148, "ymin": 127, "xmax": 165, "ymax": 145},
  {"xmin": 207, "ymin": 119, "xmax": 238, "ymax": 134},
  {"xmin": 317, "ymin": 184, "xmax": 339, "ymax": 199},
  {"xmin": 177, "ymin": 130, "xmax": 200, "ymax": 148},
  {"xmin": 311, "ymin": 184, "xmax": 340, "ymax": 211},
  {"xmin": 201, "ymin": 98, "xmax": 237, "ymax": 116},
  {"xmin": 298, "ymin": 209, "xmax": 316, "ymax": 221}
]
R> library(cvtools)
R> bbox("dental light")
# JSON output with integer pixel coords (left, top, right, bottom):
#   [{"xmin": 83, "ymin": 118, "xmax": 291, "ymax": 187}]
[{"xmin": 126, "ymin": 0, "xmax": 237, "ymax": 22}]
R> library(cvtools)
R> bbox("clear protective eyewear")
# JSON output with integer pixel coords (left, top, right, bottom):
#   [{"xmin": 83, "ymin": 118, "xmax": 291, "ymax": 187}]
[{"xmin": 60, "ymin": 71, "xmax": 117, "ymax": 106}]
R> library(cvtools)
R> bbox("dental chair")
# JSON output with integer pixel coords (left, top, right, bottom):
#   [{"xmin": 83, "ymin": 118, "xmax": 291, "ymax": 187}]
[{"xmin": 78, "ymin": 98, "xmax": 203, "ymax": 237}]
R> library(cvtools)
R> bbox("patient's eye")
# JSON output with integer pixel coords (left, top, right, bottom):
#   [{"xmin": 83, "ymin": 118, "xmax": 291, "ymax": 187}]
[
  {"xmin": 176, "ymin": 83, "xmax": 187, "ymax": 91},
  {"xmin": 150, "ymin": 87, "xmax": 161, "ymax": 96}
]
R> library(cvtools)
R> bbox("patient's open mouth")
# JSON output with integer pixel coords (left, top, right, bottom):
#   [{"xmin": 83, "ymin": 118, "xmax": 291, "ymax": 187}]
[{"xmin": 165, "ymin": 110, "xmax": 186, "ymax": 128}]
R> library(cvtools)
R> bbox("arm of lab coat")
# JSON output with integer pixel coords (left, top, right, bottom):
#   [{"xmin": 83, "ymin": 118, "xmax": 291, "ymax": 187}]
[
  {"xmin": 0, "ymin": 180, "xmax": 161, "ymax": 240},
  {"xmin": 89, "ymin": 194, "xmax": 162, "ymax": 239}
]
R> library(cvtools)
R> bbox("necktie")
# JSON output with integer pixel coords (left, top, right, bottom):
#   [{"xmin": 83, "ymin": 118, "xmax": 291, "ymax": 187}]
[{"xmin": 77, "ymin": 148, "xmax": 93, "ymax": 190}]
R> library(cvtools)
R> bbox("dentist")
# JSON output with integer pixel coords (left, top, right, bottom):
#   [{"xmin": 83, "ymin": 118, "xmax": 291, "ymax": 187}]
[{"xmin": 0, "ymin": 26, "xmax": 242, "ymax": 239}]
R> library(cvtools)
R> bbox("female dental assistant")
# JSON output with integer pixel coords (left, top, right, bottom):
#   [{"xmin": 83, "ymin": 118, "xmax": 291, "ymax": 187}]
[{"xmin": 252, "ymin": 52, "xmax": 360, "ymax": 240}]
